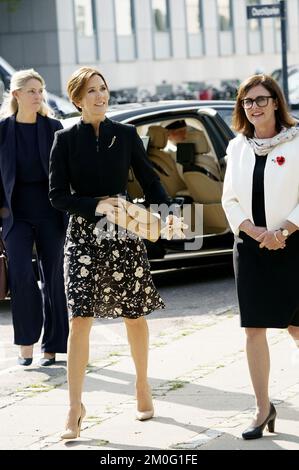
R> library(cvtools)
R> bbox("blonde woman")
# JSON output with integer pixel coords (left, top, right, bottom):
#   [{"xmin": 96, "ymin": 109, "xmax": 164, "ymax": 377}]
[{"xmin": 0, "ymin": 69, "xmax": 68, "ymax": 366}]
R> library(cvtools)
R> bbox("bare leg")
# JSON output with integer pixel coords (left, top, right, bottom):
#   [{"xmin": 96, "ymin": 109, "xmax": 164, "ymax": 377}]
[
  {"xmin": 288, "ymin": 326, "xmax": 299, "ymax": 364},
  {"xmin": 288, "ymin": 325, "xmax": 299, "ymax": 346},
  {"xmin": 43, "ymin": 352, "xmax": 55, "ymax": 359},
  {"xmin": 245, "ymin": 327, "xmax": 271, "ymax": 425},
  {"xmin": 20, "ymin": 345, "xmax": 33, "ymax": 358},
  {"xmin": 123, "ymin": 317, "xmax": 153, "ymax": 412},
  {"xmin": 64, "ymin": 317, "xmax": 93, "ymax": 430}
]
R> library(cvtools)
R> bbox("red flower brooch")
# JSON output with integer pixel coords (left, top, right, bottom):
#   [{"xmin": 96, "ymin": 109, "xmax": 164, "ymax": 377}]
[{"xmin": 272, "ymin": 156, "xmax": 285, "ymax": 166}]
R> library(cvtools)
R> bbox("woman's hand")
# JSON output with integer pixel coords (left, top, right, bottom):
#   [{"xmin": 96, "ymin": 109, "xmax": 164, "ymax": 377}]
[
  {"xmin": 239, "ymin": 220, "xmax": 267, "ymax": 240},
  {"xmin": 95, "ymin": 197, "xmax": 126, "ymax": 219},
  {"xmin": 160, "ymin": 215, "xmax": 188, "ymax": 240},
  {"xmin": 256, "ymin": 230, "xmax": 286, "ymax": 250}
]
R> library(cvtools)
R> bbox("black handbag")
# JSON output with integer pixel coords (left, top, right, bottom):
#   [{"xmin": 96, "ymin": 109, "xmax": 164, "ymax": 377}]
[{"xmin": 0, "ymin": 238, "xmax": 9, "ymax": 300}]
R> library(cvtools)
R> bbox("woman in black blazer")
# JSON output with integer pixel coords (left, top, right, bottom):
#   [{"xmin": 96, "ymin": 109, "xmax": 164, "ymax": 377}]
[
  {"xmin": 0, "ymin": 69, "xmax": 68, "ymax": 366},
  {"xmin": 49, "ymin": 67, "xmax": 178, "ymax": 439}
]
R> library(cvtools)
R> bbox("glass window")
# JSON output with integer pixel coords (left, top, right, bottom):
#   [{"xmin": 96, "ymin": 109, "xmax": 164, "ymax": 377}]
[
  {"xmin": 186, "ymin": 0, "xmax": 203, "ymax": 34},
  {"xmin": 217, "ymin": 0, "xmax": 234, "ymax": 55},
  {"xmin": 74, "ymin": 0, "xmax": 98, "ymax": 62},
  {"xmin": 217, "ymin": 0, "xmax": 232, "ymax": 31},
  {"xmin": 152, "ymin": 0, "xmax": 169, "ymax": 32},
  {"xmin": 247, "ymin": 0, "xmax": 263, "ymax": 54},
  {"xmin": 247, "ymin": 0, "xmax": 261, "ymax": 32},
  {"xmin": 115, "ymin": 0, "xmax": 134, "ymax": 36},
  {"xmin": 74, "ymin": 0, "xmax": 94, "ymax": 37},
  {"xmin": 186, "ymin": 0, "xmax": 204, "ymax": 57},
  {"xmin": 114, "ymin": 0, "xmax": 136, "ymax": 60}
]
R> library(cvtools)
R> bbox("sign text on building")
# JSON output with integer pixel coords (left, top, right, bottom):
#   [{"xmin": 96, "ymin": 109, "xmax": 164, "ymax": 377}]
[{"xmin": 247, "ymin": 4, "xmax": 281, "ymax": 19}]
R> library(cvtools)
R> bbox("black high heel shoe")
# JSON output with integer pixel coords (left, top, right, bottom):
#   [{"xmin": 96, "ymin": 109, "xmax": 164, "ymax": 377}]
[
  {"xmin": 18, "ymin": 357, "xmax": 33, "ymax": 366},
  {"xmin": 40, "ymin": 354, "xmax": 56, "ymax": 366},
  {"xmin": 18, "ymin": 345, "xmax": 33, "ymax": 366},
  {"xmin": 242, "ymin": 402, "xmax": 277, "ymax": 440}
]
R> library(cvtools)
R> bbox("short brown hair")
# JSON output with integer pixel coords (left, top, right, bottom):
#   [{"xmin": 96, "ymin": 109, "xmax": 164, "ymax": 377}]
[
  {"xmin": 232, "ymin": 74, "xmax": 296, "ymax": 137},
  {"xmin": 67, "ymin": 67, "xmax": 109, "ymax": 112}
]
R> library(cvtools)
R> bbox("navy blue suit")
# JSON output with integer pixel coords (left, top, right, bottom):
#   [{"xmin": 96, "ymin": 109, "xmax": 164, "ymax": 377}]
[{"xmin": 0, "ymin": 114, "xmax": 69, "ymax": 352}]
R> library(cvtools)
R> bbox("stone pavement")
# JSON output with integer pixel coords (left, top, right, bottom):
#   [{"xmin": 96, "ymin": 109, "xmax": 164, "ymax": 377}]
[{"xmin": 0, "ymin": 307, "xmax": 298, "ymax": 451}]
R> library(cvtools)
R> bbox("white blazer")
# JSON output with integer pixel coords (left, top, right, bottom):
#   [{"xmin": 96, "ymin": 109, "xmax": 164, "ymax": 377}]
[{"xmin": 222, "ymin": 133, "xmax": 299, "ymax": 235}]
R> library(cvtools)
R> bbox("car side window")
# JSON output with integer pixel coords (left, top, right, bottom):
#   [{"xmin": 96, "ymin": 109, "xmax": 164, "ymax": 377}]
[
  {"xmin": 199, "ymin": 115, "xmax": 231, "ymax": 160},
  {"xmin": 0, "ymin": 79, "xmax": 4, "ymax": 106}
]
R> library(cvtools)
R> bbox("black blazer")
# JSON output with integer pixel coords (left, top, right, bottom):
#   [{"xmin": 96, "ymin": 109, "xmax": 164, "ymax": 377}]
[
  {"xmin": 49, "ymin": 117, "xmax": 170, "ymax": 222},
  {"xmin": 0, "ymin": 113, "xmax": 66, "ymax": 239}
]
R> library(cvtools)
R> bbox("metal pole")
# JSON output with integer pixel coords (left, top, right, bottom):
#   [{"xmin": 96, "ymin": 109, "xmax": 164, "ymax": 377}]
[{"xmin": 280, "ymin": 0, "xmax": 289, "ymax": 106}]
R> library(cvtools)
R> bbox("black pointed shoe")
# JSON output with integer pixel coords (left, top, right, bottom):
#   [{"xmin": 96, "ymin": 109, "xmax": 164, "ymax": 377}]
[
  {"xmin": 242, "ymin": 403, "xmax": 277, "ymax": 440},
  {"xmin": 18, "ymin": 357, "xmax": 33, "ymax": 366}
]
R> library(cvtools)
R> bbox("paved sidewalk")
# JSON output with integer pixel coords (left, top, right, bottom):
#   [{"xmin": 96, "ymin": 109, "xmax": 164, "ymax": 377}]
[{"xmin": 0, "ymin": 309, "xmax": 298, "ymax": 450}]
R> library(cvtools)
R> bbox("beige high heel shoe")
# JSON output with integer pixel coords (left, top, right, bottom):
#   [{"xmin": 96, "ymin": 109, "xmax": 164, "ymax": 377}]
[
  {"xmin": 136, "ymin": 409, "xmax": 154, "ymax": 421},
  {"xmin": 135, "ymin": 385, "xmax": 154, "ymax": 421},
  {"xmin": 60, "ymin": 404, "xmax": 86, "ymax": 440}
]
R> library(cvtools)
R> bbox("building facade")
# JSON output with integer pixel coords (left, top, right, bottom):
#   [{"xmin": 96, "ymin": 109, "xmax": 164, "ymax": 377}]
[{"xmin": 0, "ymin": 0, "xmax": 298, "ymax": 96}]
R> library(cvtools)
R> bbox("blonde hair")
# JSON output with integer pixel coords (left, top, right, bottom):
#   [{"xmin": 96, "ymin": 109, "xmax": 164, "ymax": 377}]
[
  {"xmin": 0, "ymin": 68, "xmax": 54, "ymax": 119},
  {"xmin": 67, "ymin": 67, "xmax": 109, "ymax": 112}
]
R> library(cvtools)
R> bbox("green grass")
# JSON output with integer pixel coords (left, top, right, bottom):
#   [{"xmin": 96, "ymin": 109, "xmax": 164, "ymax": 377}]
[
  {"xmin": 168, "ymin": 380, "xmax": 187, "ymax": 391},
  {"xmin": 96, "ymin": 439, "xmax": 110, "ymax": 446}
]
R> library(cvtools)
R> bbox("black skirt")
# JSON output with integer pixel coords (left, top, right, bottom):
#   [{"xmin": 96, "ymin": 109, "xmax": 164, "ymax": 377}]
[
  {"xmin": 64, "ymin": 215, "xmax": 165, "ymax": 319},
  {"xmin": 233, "ymin": 231, "xmax": 299, "ymax": 328}
]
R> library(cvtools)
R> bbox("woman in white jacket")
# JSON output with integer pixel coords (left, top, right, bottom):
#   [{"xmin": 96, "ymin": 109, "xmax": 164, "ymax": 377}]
[{"xmin": 222, "ymin": 74, "xmax": 299, "ymax": 440}]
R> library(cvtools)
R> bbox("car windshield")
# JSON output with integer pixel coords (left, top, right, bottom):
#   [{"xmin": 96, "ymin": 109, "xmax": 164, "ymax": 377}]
[
  {"xmin": 47, "ymin": 92, "xmax": 78, "ymax": 118},
  {"xmin": 216, "ymin": 108, "xmax": 234, "ymax": 130}
]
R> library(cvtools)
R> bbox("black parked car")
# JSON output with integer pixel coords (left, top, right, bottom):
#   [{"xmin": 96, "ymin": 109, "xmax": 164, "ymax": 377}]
[{"xmin": 62, "ymin": 100, "xmax": 235, "ymax": 269}]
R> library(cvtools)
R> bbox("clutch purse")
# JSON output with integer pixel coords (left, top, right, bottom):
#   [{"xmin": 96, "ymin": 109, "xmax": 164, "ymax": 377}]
[
  {"xmin": 110, "ymin": 200, "xmax": 161, "ymax": 243},
  {"xmin": 0, "ymin": 238, "xmax": 9, "ymax": 300},
  {"xmin": 99, "ymin": 196, "xmax": 187, "ymax": 242}
]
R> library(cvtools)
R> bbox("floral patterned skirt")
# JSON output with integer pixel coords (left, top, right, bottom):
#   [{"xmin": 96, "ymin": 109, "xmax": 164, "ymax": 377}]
[{"xmin": 64, "ymin": 215, "xmax": 165, "ymax": 319}]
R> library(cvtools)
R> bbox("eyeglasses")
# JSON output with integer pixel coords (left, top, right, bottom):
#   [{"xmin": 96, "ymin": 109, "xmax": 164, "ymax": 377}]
[{"xmin": 241, "ymin": 96, "xmax": 275, "ymax": 109}]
